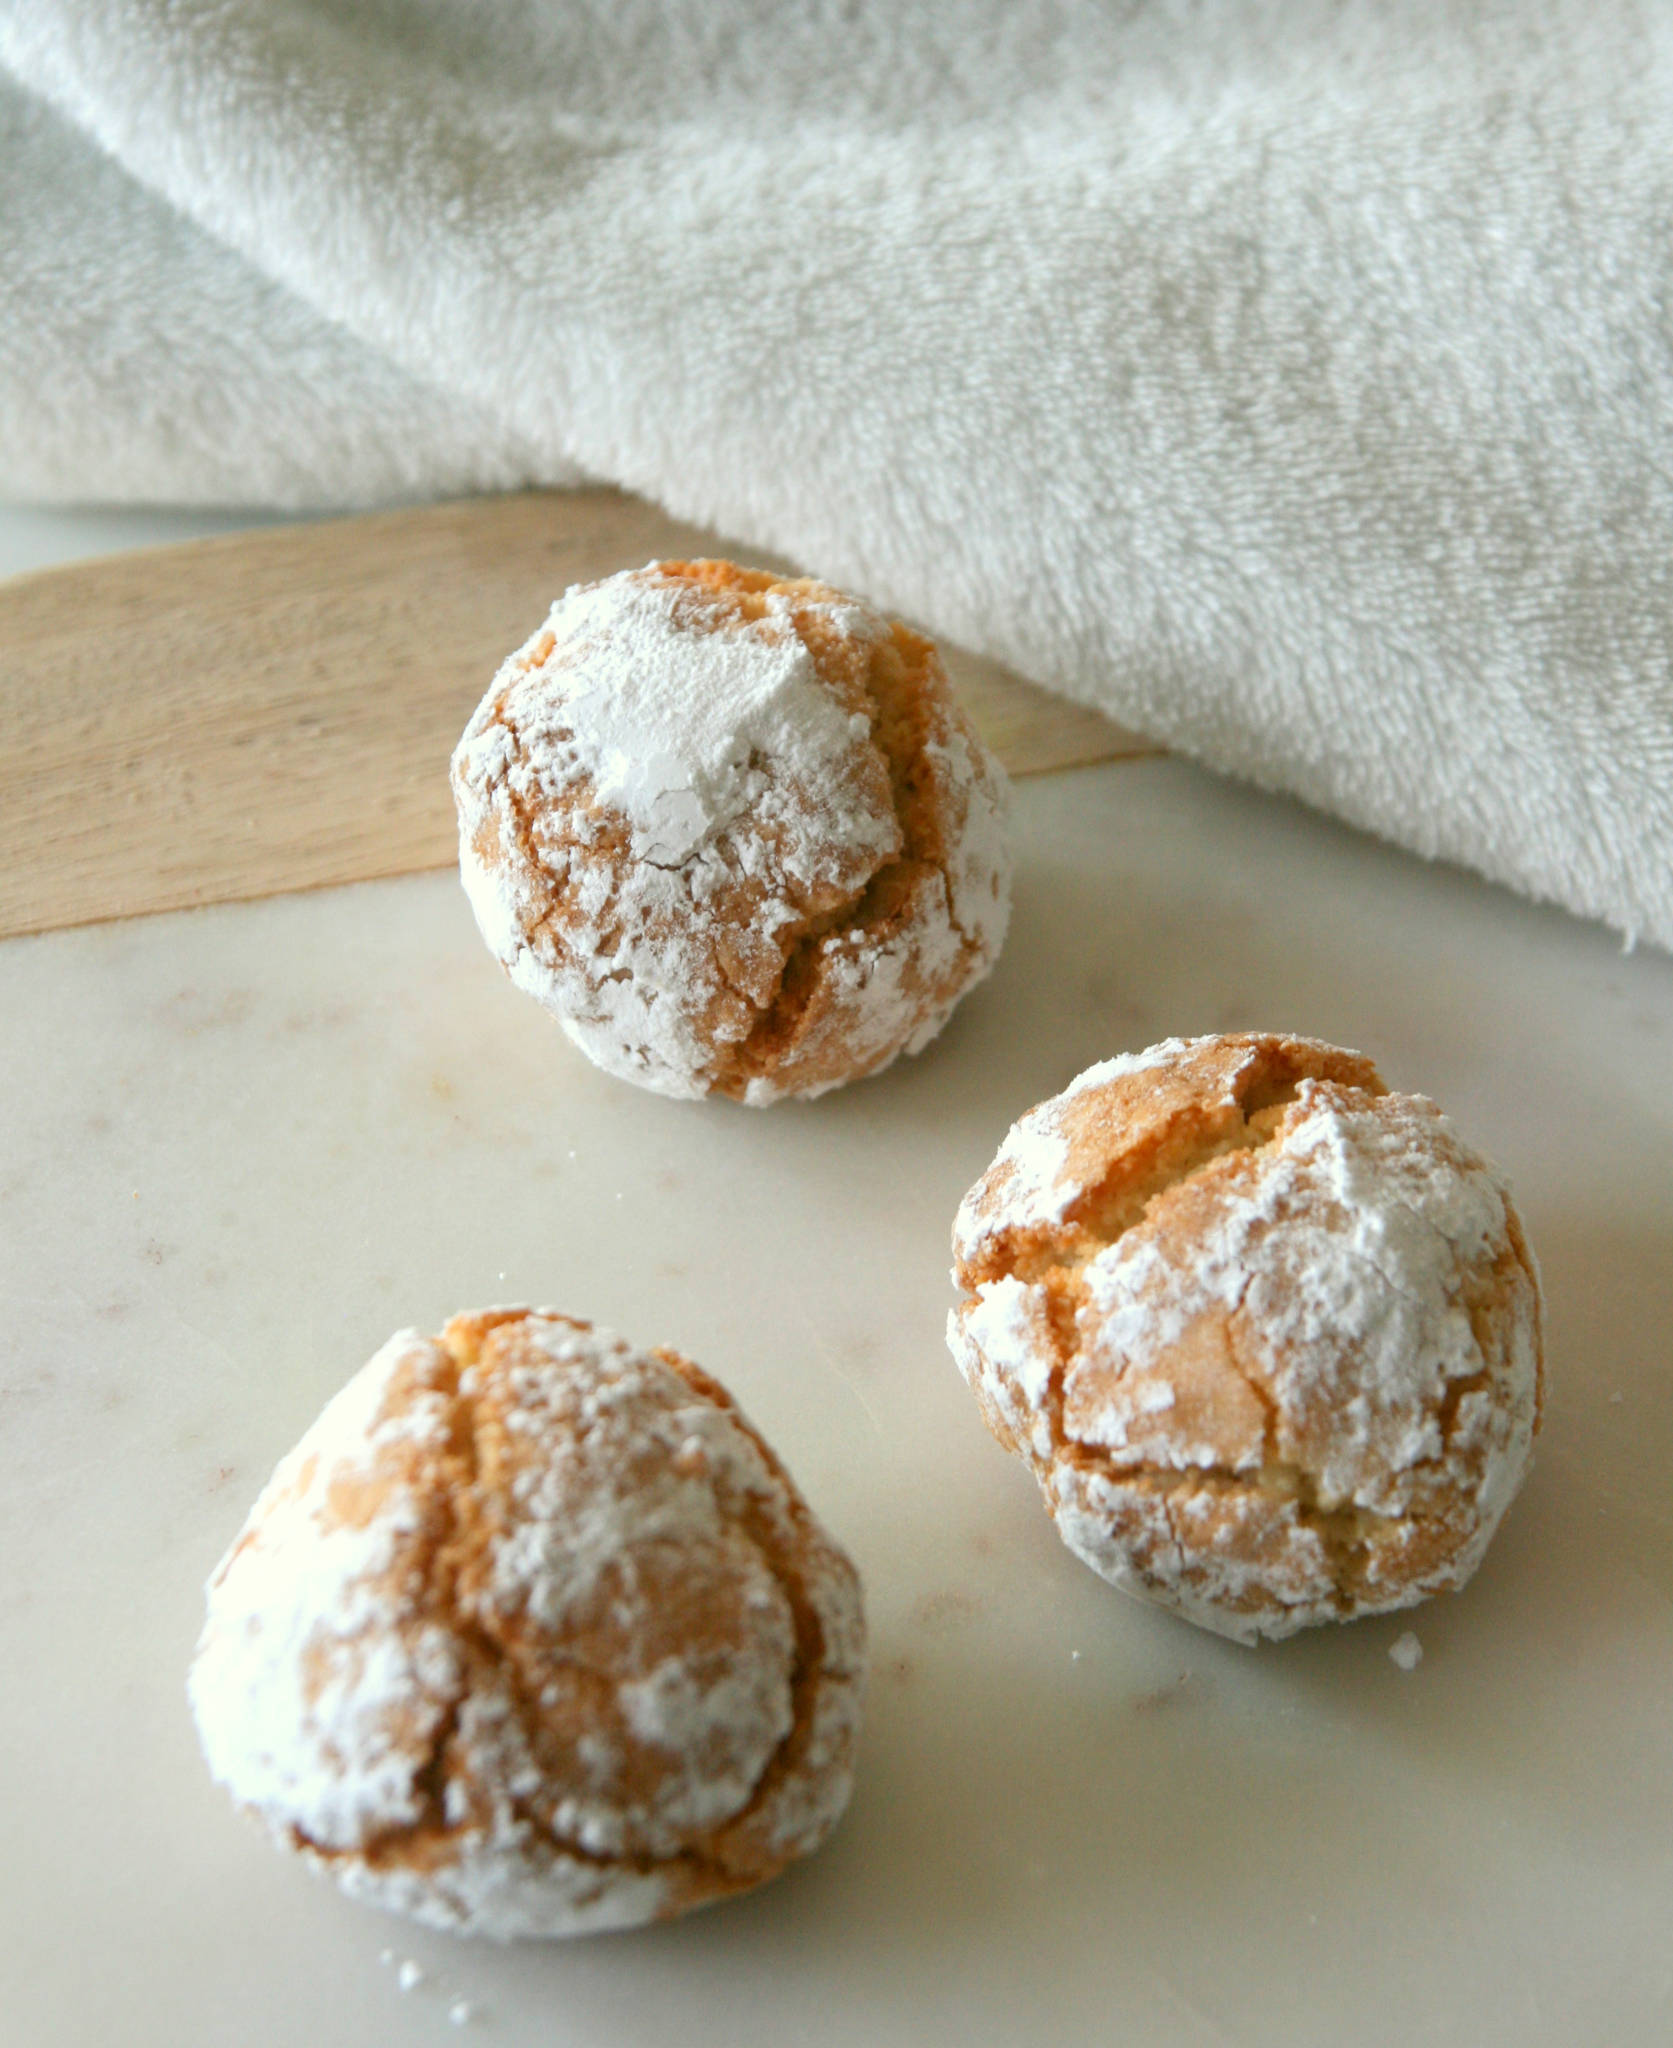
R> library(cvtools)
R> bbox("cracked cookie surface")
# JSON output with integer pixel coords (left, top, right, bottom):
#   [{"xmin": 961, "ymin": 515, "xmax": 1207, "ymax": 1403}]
[
  {"xmin": 188, "ymin": 1309, "xmax": 866, "ymax": 1936},
  {"xmin": 948, "ymin": 1035, "xmax": 1544, "ymax": 1644},
  {"xmin": 451, "ymin": 559, "xmax": 1011, "ymax": 1103}
]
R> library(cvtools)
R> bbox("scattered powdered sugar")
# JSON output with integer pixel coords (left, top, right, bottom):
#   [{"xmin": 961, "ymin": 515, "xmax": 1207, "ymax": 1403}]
[
  {"xmin": 188, "ymin": 1311, "xmax": 866, "ymax": 1937},
  {"xmin": 1388, "ymin": 1630, "xmax": 1424, "ymax": 1671},
  {"xmin": 396, "ymin": 1960, "xmax": 426, "ymax": 1993}
]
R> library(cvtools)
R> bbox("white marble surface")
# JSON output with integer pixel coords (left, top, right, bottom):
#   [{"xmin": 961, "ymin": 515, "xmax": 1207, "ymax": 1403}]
[{"xmin": 3, "ymin": 514, "xmax": 1672, "ymax": 2047}]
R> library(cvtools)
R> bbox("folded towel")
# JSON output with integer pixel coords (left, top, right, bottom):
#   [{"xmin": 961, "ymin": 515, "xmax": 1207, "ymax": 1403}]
[{"xmin": 4, "ymin": 1, "xmax": 1670, "ymax": 949}]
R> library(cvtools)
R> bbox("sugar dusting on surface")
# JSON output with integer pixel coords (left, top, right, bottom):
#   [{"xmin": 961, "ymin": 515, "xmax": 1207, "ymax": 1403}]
[
  {"xmin": 952, "ymin": 1043, "xmax": 1182, "ymax": 1261},
  {"xmin": 1389, "ymin": 1630, "xmax": 1424, "ymax": 1671},
  {"xmin": 949, "ymin": 1042, "xmax": 1543, "ymax": 1644},
  {"xmin": 509, "ymin": 575, "xmax": 880, "ymax": 867},
  {"xmin": 451, "ymin": 565, "xmax": 1011, "ymax": 1102},
  {"xmin": 188, "ymin": 1333, "xmax": 464, "ymax": 1853},
  {"xmin": 188, "ymin": 1312, "xmax": 866, "ymax": 1937}
]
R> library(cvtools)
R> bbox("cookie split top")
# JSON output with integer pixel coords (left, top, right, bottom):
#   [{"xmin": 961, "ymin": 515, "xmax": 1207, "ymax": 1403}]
[
  {"xmin": 188, "ymin": 1310, "xmax": 866, "ymax": 1937},
  {"xmin": 949, "ymin": 1035, "xmax": 1544, "ymax": 1643},
  {"xmin": 451, "ymin": 560, "xmax": 1012, "ymax": 1103}
]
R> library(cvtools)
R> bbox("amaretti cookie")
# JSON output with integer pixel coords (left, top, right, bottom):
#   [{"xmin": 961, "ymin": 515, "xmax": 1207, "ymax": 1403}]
[
  {"xmin": 188, "ymin": 1309, "xmax": 866, "ymax": 1936},
  {"xmin": 947, "ymin": 1035, "xmax": 1543, "ymax": 1644},
  {"xmin": 451, "ymin": 559, "xmax": 1011, "ymax": 1103}
]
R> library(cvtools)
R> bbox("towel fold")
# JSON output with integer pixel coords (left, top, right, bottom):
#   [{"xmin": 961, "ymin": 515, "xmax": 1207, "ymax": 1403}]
[{"xmin": 4, "ymin": 0, "xmax": 1670, "ymax": 949}]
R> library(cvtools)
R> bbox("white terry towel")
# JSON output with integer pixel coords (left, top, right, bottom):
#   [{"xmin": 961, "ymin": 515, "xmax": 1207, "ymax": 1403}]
[{"xmin": 3, "ymin": 1, "xmax": 1671, "ymax": 952}]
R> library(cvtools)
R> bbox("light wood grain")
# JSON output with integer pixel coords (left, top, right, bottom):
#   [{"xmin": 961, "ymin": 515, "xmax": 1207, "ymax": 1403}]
[{"xmin": 0, "ymin": 489, "xmax": 1153, "ymax": 939}]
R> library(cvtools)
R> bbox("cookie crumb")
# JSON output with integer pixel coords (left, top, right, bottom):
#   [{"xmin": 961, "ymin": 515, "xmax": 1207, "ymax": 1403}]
[{"xmin": 1388, "ymin": 1631, "xmax": 1424, "ymax": 1672}]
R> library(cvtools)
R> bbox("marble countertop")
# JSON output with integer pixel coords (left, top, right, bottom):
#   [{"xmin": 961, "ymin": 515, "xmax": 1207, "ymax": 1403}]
[{"xmin": 2, "ymin": 510, "xmax": 1670, "ymax": 2048}]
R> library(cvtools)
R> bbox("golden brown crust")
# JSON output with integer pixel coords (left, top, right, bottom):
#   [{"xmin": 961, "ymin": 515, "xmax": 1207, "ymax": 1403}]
[
  {"xmin": 189, "ymin": 1310, "xmax": 866, "ymax": 1936},
  {"xmin": 450, "ymin": 559, "xmax": 1011, "ymax": 1103},
  {"xmin": 957, "ymin": 1033, "xmax": 1385, "ymax": 1290},
  {"xmin": 949, "ymin": 1035, "xmax": 1544, "ymax": 1642}
]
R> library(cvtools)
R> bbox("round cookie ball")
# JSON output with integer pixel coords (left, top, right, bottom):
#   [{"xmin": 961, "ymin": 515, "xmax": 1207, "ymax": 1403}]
[
  {"xmin": 451, "ymin": 559, "xmax": 1011, "ymax": 1104},
  {"xmin": 947, "ymin": 1035, "xmax": 1544, "ymax": 1644},
  {"xmin": 188, "ymin": 1309, "xmax": 866, "ymax": 1936}
]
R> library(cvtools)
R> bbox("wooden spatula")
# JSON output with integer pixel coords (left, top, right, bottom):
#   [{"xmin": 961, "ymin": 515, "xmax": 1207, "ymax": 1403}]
[{"xmin": 0, "ymin": 488, "xmax": 1152, "ymax": 940}]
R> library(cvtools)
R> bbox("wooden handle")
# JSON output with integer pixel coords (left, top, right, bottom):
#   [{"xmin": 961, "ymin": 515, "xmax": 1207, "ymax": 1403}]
[{"xmin": 0, "ymin": 489, "xmax": 1152, "ymax": 939}]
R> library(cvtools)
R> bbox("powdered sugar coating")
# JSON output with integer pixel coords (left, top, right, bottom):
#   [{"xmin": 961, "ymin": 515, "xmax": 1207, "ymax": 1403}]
[
  {"xmin": 949, "ymin": 1035, "xmax": 1544, "ymax": 1644},
  {"xmin": 189, "ymin": 1310, "xmax": 865, "ymax": 1936},
  {"xmin": 451, "ymin": 560, "xmax": 1011, "ymax": 1103},
  {"xmin": 951, "ymin": 1044, "xmax": 1181, "ymax": 1262}
]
